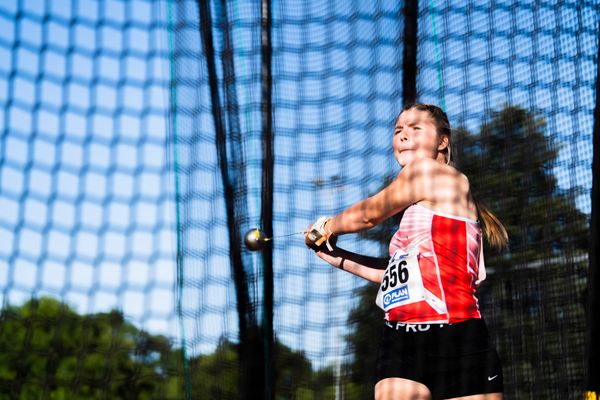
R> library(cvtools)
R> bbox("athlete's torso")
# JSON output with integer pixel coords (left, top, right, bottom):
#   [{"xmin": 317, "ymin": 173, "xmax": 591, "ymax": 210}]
[{"xmin": 386, "ymin": 202, "xmax": 486, "ymax": 324}]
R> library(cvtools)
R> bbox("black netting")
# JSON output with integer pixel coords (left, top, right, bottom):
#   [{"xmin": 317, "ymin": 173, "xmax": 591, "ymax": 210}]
[
  {"xmin": 0, "ymin": 1, "xmax": 185, "ymax": 398},
  {"xmin": 1, "ymin": 0, "xmax": 599, "ymax": 399}
]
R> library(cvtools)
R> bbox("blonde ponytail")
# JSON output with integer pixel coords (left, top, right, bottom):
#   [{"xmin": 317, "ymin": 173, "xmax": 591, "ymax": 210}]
[{"xmin": 474, "ymin": 199, "xmax": 509, "ymax": 250}]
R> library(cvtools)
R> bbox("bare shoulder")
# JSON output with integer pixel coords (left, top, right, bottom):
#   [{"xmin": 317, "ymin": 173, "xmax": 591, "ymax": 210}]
[
  {"xmin": 399, "ymin": 159, "xmax": 472, "ymax": 205},
  {"xmin": 438, "ymin": 162, "xmax": 471, "ymax": 193}
]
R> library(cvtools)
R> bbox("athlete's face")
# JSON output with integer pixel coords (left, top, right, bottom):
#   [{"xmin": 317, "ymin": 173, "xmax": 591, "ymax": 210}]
[{"xmin": 392, "ymin": 109, "xmax": 448, "ymax": 167}]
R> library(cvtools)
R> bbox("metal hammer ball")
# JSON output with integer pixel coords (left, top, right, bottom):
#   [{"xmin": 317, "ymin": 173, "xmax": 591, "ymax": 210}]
[{"xmin": 244, "ymin": 228, "xmax": 268, "ymax": 251}]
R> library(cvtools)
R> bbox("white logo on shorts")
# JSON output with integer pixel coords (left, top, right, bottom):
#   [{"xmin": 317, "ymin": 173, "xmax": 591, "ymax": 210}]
[{"xmin": 487, "ymin": 375, "xmax": 499, "ymax": 381}]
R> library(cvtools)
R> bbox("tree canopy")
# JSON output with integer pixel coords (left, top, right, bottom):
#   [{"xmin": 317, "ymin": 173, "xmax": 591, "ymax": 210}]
[
  {"xmin": 454, "ymin": 105, "xmax": 588, "ymax": 266},
  {"xmin": 0, "ymin": 297, "xmax": 184, "ymax": 399},
  {"xmin": 0, "ymin": 297, "xmax": 343, "ymax": 399}
]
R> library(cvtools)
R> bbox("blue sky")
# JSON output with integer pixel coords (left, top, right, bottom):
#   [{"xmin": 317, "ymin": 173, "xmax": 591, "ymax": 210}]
[{"xmin": 0, "ymin": 0, "xmax": 177, "ymax": 335}]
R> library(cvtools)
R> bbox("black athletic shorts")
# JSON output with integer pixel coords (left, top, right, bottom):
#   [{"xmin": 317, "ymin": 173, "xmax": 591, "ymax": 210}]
[{"xmin": 375, "ymin": 318, "xmax": 503, "ymax": 400}]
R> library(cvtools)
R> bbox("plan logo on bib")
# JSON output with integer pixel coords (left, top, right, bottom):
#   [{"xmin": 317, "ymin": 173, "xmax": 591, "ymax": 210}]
[{"xmin": 383, "ymin": 285, "xmax": 409, "ymax": 307}]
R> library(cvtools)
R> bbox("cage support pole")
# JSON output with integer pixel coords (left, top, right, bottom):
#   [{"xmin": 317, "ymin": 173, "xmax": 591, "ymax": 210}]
[
  {"xmin": 402, "ymin": 0, "xmax": 419, "ymax": 106},
  {"xmin": 260, "ymin": 0, "xmax": 274, "ymax": 398}
]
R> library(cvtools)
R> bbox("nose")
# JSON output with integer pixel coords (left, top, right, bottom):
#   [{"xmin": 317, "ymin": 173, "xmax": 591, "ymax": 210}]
[{"xmin": 399, "ymin": 130, "xmax": 408, "ymax": 141}]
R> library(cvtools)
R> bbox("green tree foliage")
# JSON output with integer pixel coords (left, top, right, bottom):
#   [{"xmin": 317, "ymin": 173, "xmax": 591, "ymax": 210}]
[
  {"xmin": 0, "ymin": 297, "xmax": 184, "ymax": 399},
  {"xmin": 0, "ymin": 297, "xmax": 344, "ymax": 399},
  {"xmin": 343, "ymin": 105, "xmax": 589, "ymax": 399},
  {"xmin": 341, "ymin": 283, "xmax": 383, "ymax": 399},
  {"xmin": 188, "ymin": 334, "xmax": 343, "ymax": 399},
  {"xmin": 188, "ymin": 338, "xmax": 239, "ymax": 399},
  {"xmin": 453, "ymin": 105, "xmax": 589, "ymax": 265}
]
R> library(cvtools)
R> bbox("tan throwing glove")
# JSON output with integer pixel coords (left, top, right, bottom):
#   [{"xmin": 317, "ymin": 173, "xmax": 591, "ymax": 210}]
[{"xmin": 305, "ymin": 216, "xmax": 334, "ymax": 251}]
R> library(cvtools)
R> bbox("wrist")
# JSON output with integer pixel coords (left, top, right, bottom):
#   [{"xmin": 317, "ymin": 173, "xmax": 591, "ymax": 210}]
[{"xmin": 325, "ymin": 217, "xmax": 335, "ymax": 235}]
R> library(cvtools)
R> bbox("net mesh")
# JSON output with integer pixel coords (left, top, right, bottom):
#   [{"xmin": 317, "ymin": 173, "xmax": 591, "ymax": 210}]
[
  {"xmin": 0, "ymin": 0, "xmax": 598, "ymax": 399},
  {"xmin": 0, "ymin": 1, "xmax": 185, "ymax": 398}
]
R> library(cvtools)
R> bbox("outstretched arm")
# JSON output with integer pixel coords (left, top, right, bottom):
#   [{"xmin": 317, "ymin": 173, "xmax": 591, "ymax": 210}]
[{"xmin": 314, "ymin": 245, "xmax": 388, "ymax": 283}]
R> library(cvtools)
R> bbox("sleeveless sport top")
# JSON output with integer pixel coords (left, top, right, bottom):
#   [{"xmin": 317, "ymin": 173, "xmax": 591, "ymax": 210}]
[{"xmin": 386, "ymin": 203, "xmax": 486, "ymax": 324}]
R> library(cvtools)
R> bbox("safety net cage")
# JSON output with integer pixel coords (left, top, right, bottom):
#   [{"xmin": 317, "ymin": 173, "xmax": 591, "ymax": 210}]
[{"xmin": 1, "ymin": 0, "xmax": 599, "ymax": 399}]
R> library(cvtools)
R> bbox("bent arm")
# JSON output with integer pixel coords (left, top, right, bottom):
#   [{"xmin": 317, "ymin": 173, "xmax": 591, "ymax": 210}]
[
  {"xmin": 329, "ymin": 160, "xmax": 432, "ymax": 234},
  {"xmin": 315, "ymin": 246, "xmax": 388, "ymax": 283}
]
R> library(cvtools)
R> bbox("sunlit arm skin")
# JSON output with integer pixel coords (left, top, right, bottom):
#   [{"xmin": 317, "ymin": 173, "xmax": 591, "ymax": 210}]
[
  {"xmin": 328, "ymin": 158, "xmax": 437, "ymax": 235},
  {"xmin": 315, "ymin": 247, "xmax": 388, "ymax": 283},
  {"xmin": 315, "ymin": 158, "xmax": 472, "ymax": 281},
  {"xmin": 311, "ymin": 158, "xmax": 474, "ymax": 283}
]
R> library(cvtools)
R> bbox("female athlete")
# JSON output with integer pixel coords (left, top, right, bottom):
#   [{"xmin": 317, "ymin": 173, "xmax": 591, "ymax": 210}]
[{"xmin": 305, "ymin": 103, "xmax": 507, "ymax": 400}]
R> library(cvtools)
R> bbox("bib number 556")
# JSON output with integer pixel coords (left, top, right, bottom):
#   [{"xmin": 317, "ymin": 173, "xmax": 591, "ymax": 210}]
[{"xmin": 381, "ymin": 259, "xmax": 409, "ymax": 291}]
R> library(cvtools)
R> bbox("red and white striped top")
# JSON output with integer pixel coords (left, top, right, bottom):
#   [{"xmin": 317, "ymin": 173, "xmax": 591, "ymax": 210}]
[{"xmin": 387, "ymin": 203, "xmax": 486, "ymax": 324}]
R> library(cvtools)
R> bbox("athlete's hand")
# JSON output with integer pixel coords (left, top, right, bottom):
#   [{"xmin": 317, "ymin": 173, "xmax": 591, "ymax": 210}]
[{"xmin": 305, "ymin": 216, "xmax": 334, "ymax": 251}]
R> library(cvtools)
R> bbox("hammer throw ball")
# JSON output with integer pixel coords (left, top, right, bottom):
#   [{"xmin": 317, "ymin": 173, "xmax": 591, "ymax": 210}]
[
  {"xmin": 244, "ymin": 228, "xmax": 268, "ymax": 251},
  {"xmin": 244, "ymin": 229, "xmax": 306, "ymax": 251}
]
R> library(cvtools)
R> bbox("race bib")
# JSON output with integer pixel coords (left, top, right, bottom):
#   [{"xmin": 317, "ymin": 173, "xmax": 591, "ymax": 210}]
[{"xmin": 376, "ymin": 246, "xmax": 426, "ymax": 312}]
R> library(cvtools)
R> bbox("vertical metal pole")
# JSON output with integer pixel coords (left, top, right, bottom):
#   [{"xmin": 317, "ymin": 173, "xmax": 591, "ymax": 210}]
[
  {"xmin": 585, "ymin": 19, "xmax": 600, "ymax": 399},
  {"xmin": 260, "ymin": 0, "xmax": 274, "ymax": 398},
  {"xmin": 402, "ymin": 0, "xmax": 419, "ymax": 106}
]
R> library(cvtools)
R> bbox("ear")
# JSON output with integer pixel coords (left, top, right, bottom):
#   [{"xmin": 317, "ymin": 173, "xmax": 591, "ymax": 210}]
[{"xmin": 437, "ymin": 134, "xmax": 449, "ymax": 151}]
